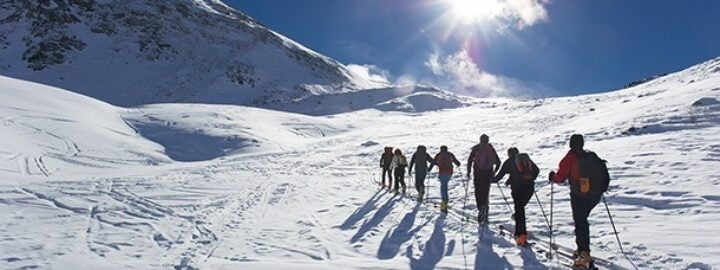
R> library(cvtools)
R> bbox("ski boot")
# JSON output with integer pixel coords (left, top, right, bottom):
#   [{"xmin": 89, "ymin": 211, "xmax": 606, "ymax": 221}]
[
  {"xmin": 477, "ymin": 212, "xmax": 487, "ymax": 223},
  {"xmin": 477, "ymin": 206, "xmax": 489, "ymax": 223},
  {"xmin": 417, "ymin": 191, "xmax": 424, "ymax": 202},
  {"xmin": 573, "ymin": 250, "xmax": 596, "ymax": 270},
  {"xmin": 440, "ymin": 201, "xmax": 449, "ymax": 213},
  {"xmin": 516, "ymin": 234, "xmax": 528, "ymax": 247}
]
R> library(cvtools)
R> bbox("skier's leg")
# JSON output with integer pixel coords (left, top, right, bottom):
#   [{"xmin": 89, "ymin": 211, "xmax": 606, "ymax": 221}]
[
  {"xmin": 439, "ymin": 175, "xmax": 450, "ymax": 202},
  {"xmin": 393, "ymin": 168, "xmax": 400, "ymax": 191},
  {"xmin": 514, "ymin": 187, "xmax": 534, "ymax": 236},
  {"xmin": 571, "ymin": 194, "xmax": 591, "ymax": 252},
  {"xmin": 382, "ymin": 167, "xmax": 392, "ymax": 187},
  {"xmin": 512, "ymin": 190, "xmax": 524, "ymax": 236},
  {"xmin": 479, "ymin": 171, "xmax": 492, "ymax": 218},
  {"xmin": 388, "ymin": 168, "xmax": 393, "ymax": 188},
  {"xmin": 473, "ymin": 172, "xmax": 482, "ymax": 210},
  {"xmin": 381, "ymin": 168, "xmax": 386, "ymax": 186},
  {"xmin": 416, "ymin": 172, "xmax": 426, "ymax": 194},
  {"xmin": 399, "ymin": 168, "xmax": 406, "ymax": 192}
]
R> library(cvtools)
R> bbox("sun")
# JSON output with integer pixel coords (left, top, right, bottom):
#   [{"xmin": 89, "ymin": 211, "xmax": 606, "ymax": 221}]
[{"xmin": 447, "ymin": 0, "xmax": 502, "ymax": 24}]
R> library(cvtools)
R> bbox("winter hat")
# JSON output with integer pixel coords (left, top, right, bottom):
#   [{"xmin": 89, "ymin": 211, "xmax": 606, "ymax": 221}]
[
  {"xmin": 480, "ymin": 134, "xmax": 489, "ymax": 144},
  {"xmin": 507, "ymin": 147, "xmax": 519, "ymax": 157},
  {"xmin": 570, "ymin": 134, "xmax": 584, "ymax": 149}
]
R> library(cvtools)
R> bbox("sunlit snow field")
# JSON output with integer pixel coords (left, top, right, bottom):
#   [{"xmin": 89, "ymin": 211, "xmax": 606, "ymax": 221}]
[{"xmin": 1, "ymin": 58, "xmax": 719, "ymax": 269}]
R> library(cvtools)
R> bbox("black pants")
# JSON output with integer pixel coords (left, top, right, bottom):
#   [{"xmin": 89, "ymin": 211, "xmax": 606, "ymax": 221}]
[
  {"xmin": 394, "ymin": 167, "xmax": 406, "ymax": 191},
  {"xmin": 415, "ymin": 171, "xmax": 427, "ymax": 194},
  {"xmin": 382, "ymin": 167, "xmax": 393, "ymax": 187},
  {"xmin": 473, "ymin": 170, "xmax": 493, "ymax": 215},
  {"xmin": 511, "ymin": 186, "xmax": 534, "ymax": 236},
  {"xmin": 571, "ymin": 193, "xmax": 601, "ymax": 252}
]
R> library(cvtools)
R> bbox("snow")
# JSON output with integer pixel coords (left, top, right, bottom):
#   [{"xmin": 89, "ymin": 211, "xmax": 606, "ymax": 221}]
[
  {"xmin": 1, "ymin": 56, "xmax": 719, "ymax": 269},
  {"xmin": 268, "ymin": 85, "xmax": 469, "ymax": 116}
]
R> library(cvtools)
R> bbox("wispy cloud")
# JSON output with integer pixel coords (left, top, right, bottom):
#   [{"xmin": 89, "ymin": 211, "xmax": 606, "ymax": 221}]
[
  {"xmin": 424, "ymin": 49, "xmax": 549, "ymax": 97},
  {"xmin": 502, "ymin": 0, "xmax": 550, "ymax": 29}
]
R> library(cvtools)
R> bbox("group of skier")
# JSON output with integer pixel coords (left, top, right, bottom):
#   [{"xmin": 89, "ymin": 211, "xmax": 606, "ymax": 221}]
[{"xmin": 377, "ymin": 133, "xmax": 610, "ymax": 269}]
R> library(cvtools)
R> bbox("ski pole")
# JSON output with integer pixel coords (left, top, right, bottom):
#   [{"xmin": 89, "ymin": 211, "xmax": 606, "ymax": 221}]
[
  {"xmin": 602, "ymin": 195, "xmax": 624, "ymax": 253},
  {"xmin": 462, "ymin": 176, "xmax": 469, "ymax": 270},
  {"xmin": 462, "ymin": 171, "xmax": 469, "ymax": 217},
  {"xmin": 603, "ymin": 195, "xmax": 640, "ymax": 270},
  {"xmin": 548, "ymin": 182, "xmax": 555, "ymax": 259},
  {"xmin": 533, "ymin": 190, "xmax": 551, "ymax": 229},
  {"xmin": 495, "ymin": 182, "xmax": 514, "ymax": 218}
]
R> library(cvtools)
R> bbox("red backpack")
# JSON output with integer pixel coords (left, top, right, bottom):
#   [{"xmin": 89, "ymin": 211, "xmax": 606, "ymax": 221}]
[
  {"xmin": 437, "ymin": 152, "xmax": 453, "ymax": 169},
  {"xmin": 515, "ymin": 153, "xmax": 537, "ymax": 181},
  {"xmin": 473, "ymin": 144, "xmax": 496, "ymax": 171}
]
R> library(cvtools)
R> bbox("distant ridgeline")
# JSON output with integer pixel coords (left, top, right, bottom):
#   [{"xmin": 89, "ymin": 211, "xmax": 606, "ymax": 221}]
[{"xmin": 624, "ymin": 73, "xmax": 669, "ymax": 89}]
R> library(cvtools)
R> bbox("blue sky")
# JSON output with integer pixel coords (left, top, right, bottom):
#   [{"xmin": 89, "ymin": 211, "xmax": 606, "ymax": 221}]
[{"xmin": 227, "ymin": 0, "xmax": 720, "ymax": 97}]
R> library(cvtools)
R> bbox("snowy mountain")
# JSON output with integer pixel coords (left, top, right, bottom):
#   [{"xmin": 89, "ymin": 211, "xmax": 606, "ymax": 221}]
[
  {"xmin": 1, "ymin": 48, "xmax": 719, "ymax": 270},
  {"xmin": 0, "ymin": 0, "xmax": 464, "ymax": 113}
]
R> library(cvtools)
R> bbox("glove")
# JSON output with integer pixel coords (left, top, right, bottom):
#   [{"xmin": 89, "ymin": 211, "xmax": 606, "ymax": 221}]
[{"xmin": 548, "ymin": 171, "xmax": 556, "ymax": 182}]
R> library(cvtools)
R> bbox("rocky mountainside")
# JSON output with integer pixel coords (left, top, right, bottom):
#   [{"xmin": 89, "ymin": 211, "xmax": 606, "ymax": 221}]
[{"xmin": 0, "ymin": 0, "xmax": 393, "ymax": 107}]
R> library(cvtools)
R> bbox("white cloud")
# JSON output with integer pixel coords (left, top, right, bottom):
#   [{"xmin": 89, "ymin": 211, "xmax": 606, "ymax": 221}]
[
  {"xmin": 503, "ymin": 0, "xmax": 549, "ymax": 29},
  {"xmin": 346, "ymin": 64, "xmax": 391, "ymax": 88},
  {"xmin": 424, "ymin": 49, "xmax": 531, "ymax": 97},
  {"xmin": 394, "ymin": 74, "xmax": 417, "ymax": 87}
]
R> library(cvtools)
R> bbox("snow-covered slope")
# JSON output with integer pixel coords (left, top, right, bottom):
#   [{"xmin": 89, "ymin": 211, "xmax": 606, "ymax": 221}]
[
  {"xmin": 0, "ymin": 0, "xmax": 394, "ymax": 107},
  {"xmin": 0, "ymin": 75, "xmax": 169, "ymax": 177},
  {"xmin": 1, "ymin": 58, "xmax": 719, "ymax": 269},
  {"xmin": 268, "ymin": 85, "xmax": 470, "ymax": 116}
]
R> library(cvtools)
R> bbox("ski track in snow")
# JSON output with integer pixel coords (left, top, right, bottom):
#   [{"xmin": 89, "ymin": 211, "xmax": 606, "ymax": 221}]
[{"xmin": 2, "ymin": 59, "xmax": 720, "ymax": 269}]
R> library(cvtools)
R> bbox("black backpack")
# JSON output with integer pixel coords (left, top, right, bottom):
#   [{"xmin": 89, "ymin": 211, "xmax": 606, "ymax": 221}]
[{"xmin": 571, "ymin": 151, "xmax": 610, "ymax": 198}]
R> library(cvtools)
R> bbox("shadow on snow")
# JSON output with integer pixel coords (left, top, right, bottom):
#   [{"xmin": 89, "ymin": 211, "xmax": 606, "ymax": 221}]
[
  {"xmin": 377, "ymin": 203, "xmax": 432, "ymax": 260},
  {"xmin": 406, "ymin": 215, "xmax": 448, "ymax": 270},
  {"xmin": 130, "ymin": 123, "xmax": 250, "ymax": 162},
  {"xmin": 350, "ymin": 192, "xmax": 401, "ymax": 243}
]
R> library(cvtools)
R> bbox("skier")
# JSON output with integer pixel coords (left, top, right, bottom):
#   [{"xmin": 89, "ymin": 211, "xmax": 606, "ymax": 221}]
[
  {"xmin": 466, "ymin": 134, "xmax": 501, "ymax": 223},
  {"xmin": 494, "ymin": 147, "xmax": 539, "ymax": 246},
  {"xmin": 431, "ymin": 145, "xmax": 460, "ymax": 213},
  {"xmin": 409, "ymin": 145, "xmax": 437, "ymax": 201},
  {"xmin": 379, "ymin": 147, "xmax": 394, "ymax": 188},
  {"xmin": 391, "ymin": 148, "xmax": 408, "ymax": 194},
  {"xmin": 549, "ymin": 134, "xmax": 608, "ymax": 268}
]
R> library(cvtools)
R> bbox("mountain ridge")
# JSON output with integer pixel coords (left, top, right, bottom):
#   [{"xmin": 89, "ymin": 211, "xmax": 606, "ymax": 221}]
[{"xmin": 0, "ymin": 0, "xmax": 411, "ymax": 110}]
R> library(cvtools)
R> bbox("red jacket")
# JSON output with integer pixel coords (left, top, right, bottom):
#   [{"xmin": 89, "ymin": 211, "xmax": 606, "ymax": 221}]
[{"xmin": 552, "ymin": 150, "xmax": 582, "ymax": 183}]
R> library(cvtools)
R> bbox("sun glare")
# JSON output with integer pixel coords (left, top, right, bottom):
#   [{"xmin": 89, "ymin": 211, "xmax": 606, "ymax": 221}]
[{"xmin": 447, "ymin": 0, "xmax": 501, "ymax": 24}]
